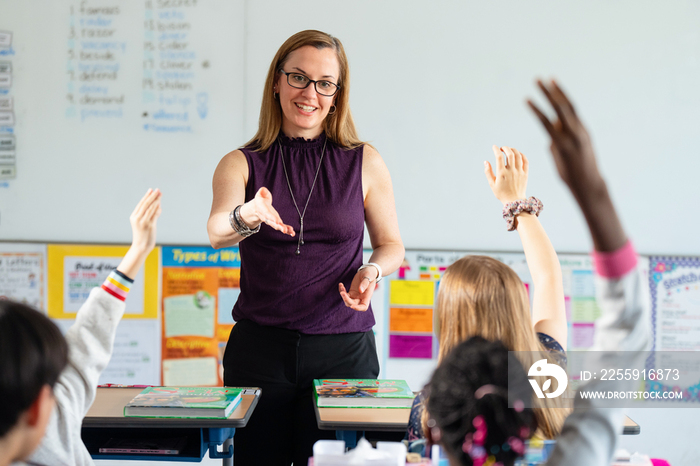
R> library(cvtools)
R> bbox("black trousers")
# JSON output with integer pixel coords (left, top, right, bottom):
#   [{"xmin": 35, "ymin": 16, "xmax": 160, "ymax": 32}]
[{"xmin": 223, "ymin": 319, "xmax": 380, "ymax": 466}]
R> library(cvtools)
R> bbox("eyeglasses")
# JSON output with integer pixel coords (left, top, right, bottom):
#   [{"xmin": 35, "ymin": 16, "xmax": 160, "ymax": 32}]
[{"xmin": 279, "ymin": 70, "xmax": 340, "ymax": 97}]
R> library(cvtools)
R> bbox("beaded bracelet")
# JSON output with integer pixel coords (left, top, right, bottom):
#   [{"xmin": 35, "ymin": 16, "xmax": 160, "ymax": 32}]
[
  {"xmin": 502, "ymin": 197, "xmax": 543, "ymax": 231},
  {"xmin": 229, "ymin": 205, "xmax": 261, "ymax": 237}
]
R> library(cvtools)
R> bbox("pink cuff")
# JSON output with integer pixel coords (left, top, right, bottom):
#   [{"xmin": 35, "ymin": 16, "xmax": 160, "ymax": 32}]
[{"xmin": 592, "ymin": 240, "xmax": 637, "ymax": 278}]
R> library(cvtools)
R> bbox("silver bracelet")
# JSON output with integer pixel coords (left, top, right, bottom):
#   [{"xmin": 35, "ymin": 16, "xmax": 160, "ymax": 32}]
[
  {"xmin": 358, "ymin": 262, "xmax": 383, "ymax": 283},
  {"xmin": 229, "ymin": 205, "xmax": 260, "ymax": 238}
]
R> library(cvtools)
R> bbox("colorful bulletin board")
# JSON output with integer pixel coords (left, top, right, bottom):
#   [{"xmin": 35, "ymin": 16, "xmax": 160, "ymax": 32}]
[
  {"xmin": 381, "ymin": 250, "xmax": 603, "ymax": 391},
  {"xmin": 46, "ymin": 244, "xmax": 160, "ymax": 385},
  {"xmin": 0, "ymin": 242, "xmax": 47, "ymax": 311},
  {"xmin": 10, "ymin": 242, "xmax": 692, "ymax": 394},
  {"xmin": 161, "ymin": 246, "xmax": 240, "ymax": 387}
]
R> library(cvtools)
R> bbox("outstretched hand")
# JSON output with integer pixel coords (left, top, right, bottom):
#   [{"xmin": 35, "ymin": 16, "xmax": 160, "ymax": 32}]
[
  {"xmin": 338, "ymin": 267, "xmax": 379, "ymax": 312},
  {"xmin": 484, "ymin": 146, "xmax": 529, "ymax": 205},
  {"xmin": 527, "ymin": 80, "xmax": 604, "ymax": 200},
  {"xmin": 240, "ymin": 187, "xmax": 295, "ymax": 237},
  {"xmin": 130, "ymin": 188, "xmax": 162, "ymax": 253}
]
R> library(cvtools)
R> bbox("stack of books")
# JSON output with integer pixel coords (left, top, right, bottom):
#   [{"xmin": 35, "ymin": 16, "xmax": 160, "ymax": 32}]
[
  {"xmin": 123, "ymin": 386, "xmax": 243, "ymax": 419},
  {"xmin": 313, "ymin": 379, "xmax": 415, "ymax": 408}
]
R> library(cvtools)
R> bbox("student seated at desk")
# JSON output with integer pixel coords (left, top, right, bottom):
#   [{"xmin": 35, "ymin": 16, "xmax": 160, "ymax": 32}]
[
  {"xmin": 424, "ymin": 80, "xmax": 651, "ymax": 466},
  {"xmin": 408, "ymin": 144, "xmax": 569, "ymax": 447},
  {"xmin": 1, "ymin": 188, "xmax": 162, "ymax": 466}
]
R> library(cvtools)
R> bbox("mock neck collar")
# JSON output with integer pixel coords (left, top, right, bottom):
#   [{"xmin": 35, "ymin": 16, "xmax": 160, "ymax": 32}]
[{"xmin": 277, "ymin": 131, "xmax": 327, "ymax": 149}]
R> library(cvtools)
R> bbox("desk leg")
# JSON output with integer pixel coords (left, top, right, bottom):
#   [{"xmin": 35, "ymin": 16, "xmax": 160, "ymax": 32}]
[{"xmin": 222, "ymin": 437, "xmax": 233, "ymax": 466}]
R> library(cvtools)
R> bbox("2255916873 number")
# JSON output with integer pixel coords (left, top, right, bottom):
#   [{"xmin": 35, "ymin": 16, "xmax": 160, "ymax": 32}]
[{"xmin": 599, "ymin": 368, "xmax": 680, "ymax": 381}]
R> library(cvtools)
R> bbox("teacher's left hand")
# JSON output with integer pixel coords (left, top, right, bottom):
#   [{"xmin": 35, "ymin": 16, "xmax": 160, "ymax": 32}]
[{"xmin": 338, "ymin": 268, "xmax": 379, "ymax": 312}]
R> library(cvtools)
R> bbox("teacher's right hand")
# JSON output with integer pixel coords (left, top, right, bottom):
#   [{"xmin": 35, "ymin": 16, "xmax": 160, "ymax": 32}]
[{"xmin": 239, "ymin": 187, "xmax": 295, "ymax": 236}]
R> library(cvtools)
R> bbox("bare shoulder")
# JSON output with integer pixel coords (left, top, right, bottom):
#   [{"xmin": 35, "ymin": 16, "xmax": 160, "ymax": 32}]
[
  {"xmin": 361, "ymin": 144, "xmax": 393, "ymax": 200},
  {"xmin": 214, "ymin": 149, "xmax": 249, "ymax": 184},
  {"xmin": 217, "ymin": 149, "xmax": 247, "ymax": 170},
  {"xmin": 362, "ymin": 144, "xmax": 390, "ymax": 175},
  {"xmin": 362, "ymin": 143, "xmax": 383, "ymax": 164}
]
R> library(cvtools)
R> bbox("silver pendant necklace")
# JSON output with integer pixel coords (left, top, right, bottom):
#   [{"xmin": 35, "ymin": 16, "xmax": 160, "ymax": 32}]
[{"xmin": 278, "ymin": 137, "xmax": 327, "ymax": 255}]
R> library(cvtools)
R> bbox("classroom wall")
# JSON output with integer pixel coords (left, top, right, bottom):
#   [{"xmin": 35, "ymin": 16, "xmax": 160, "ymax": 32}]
[
  {"xmin": 2, "ymin": 1, "xmax": 699, "ymax": 465},
  {"xmin": 247, "ymin": 0, "xmax": 663, "ymax": 260},
  {"xmin": 1, "ymin": 1, "xmax": 700, "ymax": 255}
]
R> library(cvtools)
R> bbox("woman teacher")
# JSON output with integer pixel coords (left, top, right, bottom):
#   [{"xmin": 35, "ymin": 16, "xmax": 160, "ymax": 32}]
[{"xmin": 207, "ymin": 30, "xmax": 404, "ymax": 466}]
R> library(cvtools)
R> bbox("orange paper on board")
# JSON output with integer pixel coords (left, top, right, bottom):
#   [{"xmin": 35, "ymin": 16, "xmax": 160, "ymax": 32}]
[{"xmin": 389, "ymin": 307, "xmax": 433, "ymax": 333}]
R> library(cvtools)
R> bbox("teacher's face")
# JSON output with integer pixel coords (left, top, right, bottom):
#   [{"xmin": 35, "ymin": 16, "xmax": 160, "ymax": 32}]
[{"xmin": 276, "ymin": 45, "xmax": 340, "ymax": 140}]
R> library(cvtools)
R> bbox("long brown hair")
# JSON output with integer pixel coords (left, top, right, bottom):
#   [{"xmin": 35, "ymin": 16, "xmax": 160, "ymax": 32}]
[
  {"xmin": 245, "ymin": 30, "xmax": 364, "ymax": 151},
  {"xmin": 426, "ymin": 255, "xmax": 569, "ymax": 439}
]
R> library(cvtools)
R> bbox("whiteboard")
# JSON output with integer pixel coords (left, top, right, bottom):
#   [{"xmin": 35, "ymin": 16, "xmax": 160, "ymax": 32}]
[
  {"xmin": 1, "ymin": 0, "xmax": 699, "ymax": 257},
  {"xmin": 0, "ymin": 0, "xmax": 245, "ymax": 244}
]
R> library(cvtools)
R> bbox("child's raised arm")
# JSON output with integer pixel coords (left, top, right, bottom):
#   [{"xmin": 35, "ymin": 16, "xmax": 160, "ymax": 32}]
[
  {"xmin": 27, "ymin": 189, "xmax": 163, "ymax": 466},
  {"xmin": 529, "ymin": 80, "xmax": 650, "ymax": 466},
  {"xmin": 484, "ymin": 146, "xmax": 567, "ymax": 348}
]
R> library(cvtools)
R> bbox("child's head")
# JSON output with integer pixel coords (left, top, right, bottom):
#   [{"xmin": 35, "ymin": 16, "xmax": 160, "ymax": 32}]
[
  {"xmin": 435, "ymin": 255, "xmax": 540, "ymax": 361},
  {"xmin": 426, "ymin": 336, "xmax": 535, "ymax": 466},
  {"xmin": 433, "ymin": 255, "xmax": 566, "ymax": 438},
  {"xmin": 0, "ymin": 300, "xmax": 68, "ymax": 460}
]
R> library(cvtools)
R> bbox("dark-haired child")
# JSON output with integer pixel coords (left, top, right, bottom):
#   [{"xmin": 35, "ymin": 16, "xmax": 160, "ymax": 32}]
[
  {"xmin": 427, "ymin": 336, "xmax": 536, "ymax": 466},
  {"xmin": 2, "ymin": 188, "xmax": 161, "ymax": 466},
  {"xmin": 0, "ymin": 302, "xmax": 68, "ymax": 466}
]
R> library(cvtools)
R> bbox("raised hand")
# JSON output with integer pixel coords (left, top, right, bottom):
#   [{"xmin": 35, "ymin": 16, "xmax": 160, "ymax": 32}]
[
  {"xmin": 484, "ymin": 145, "xmax": 529, "ymax": 205},
  {"xmin": 129, "ymin": 188, "xmax": 162, "ymax": 254},
  {"xmin": 338, "ymin": 267, "xmax": 379, "ymax": 312},
  {"xmin": 527, "ymin": 80, "xmax": 605, "ymax": 201},
  {"xmin": 240, "ymin": 187, "xmax": 295, "ymax": 236},
  {"xmin": 528, "ymin": 79, "xmax": 626, "ymax": 252},
  {"xmin": 119, "ymin": 189, "xmax": 162, "ymax": 278}
]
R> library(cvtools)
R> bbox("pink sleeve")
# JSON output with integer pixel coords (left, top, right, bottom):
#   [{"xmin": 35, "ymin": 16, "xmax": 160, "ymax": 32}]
[{"xmin": 592, "ymin": 240, "xmax": 638, "ymax": 278}]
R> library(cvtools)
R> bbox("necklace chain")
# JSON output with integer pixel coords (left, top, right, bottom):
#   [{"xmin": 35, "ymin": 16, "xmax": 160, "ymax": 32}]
[{"xmin": 278, "ymin": 137, "xmax": 327, "ymax": 255}]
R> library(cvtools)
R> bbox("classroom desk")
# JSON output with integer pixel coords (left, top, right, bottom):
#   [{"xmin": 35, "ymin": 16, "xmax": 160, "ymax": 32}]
[
  {"xmin": 82, "ymin": 387, "xmax": 260, "ymax": 464},
  {"xmin": 314, "ymin": 404, "xmax": 641, "ymax": 435}
]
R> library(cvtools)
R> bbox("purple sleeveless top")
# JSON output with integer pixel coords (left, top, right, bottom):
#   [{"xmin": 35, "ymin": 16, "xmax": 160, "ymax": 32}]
[{"xmin": 232, "ymin": 132, "xmax": 375, "ymax": 334}]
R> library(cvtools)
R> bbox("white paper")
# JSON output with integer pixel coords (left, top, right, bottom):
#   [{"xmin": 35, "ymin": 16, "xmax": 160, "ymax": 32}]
[
  {"xmin": 162, "ymin": 356, "xmax": 218, "ymax": 386},
  {"xmin": 63, "ymin": 255, "xmax": 145, "ymax": 315}
]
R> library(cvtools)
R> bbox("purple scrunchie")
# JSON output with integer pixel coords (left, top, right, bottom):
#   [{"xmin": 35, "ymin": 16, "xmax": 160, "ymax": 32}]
[{"xmin": 502, "ymin": 196, "xmax": 543, "ymax": 231}]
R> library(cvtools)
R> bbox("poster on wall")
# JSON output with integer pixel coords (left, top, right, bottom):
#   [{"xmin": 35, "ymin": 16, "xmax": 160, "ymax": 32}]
[
  {"xmin": 161, "ymin": 246, "xmax": 240, "ymax": 387},
  {"xmin": 388, "ymin": 280, "xmax": 435, "ymax": 359},
  {"xmin": 649, "ymin": 256, "xmax": 700, "ymax": 352},
  {"xmin": 644, "ymin": 256, "xmax": 700, "ymax": 403},
  {"xmin": 53, "ymin": 318, "xmax": 161, "ymax": 386},
  {"xmin": 558, "ymin": 255, "xmax": 600, "ymax": 350},
  {"xmin": 387, "ymin": 250, "xmax": 464, "ymax": 363},
  {"xmin": 47, "ymin": 244, "xmax": 160, "ymax": 385},
  {"xmin": 0, "ymin": 243, "xmax": 46, "ymax": 311}
]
